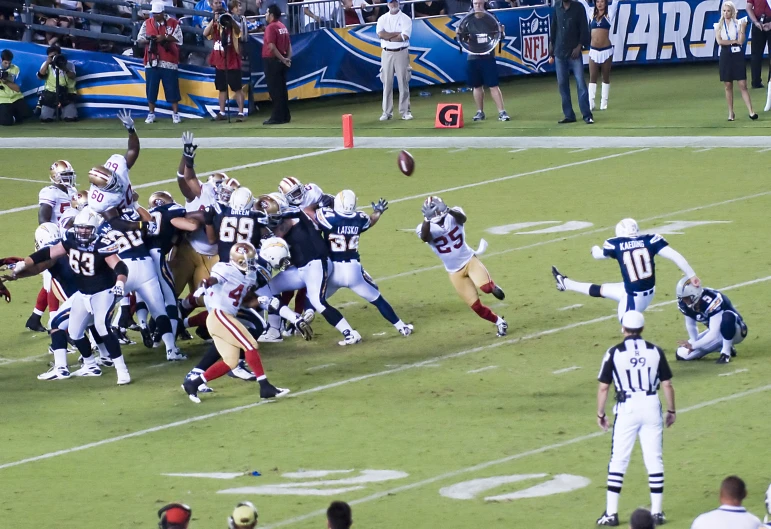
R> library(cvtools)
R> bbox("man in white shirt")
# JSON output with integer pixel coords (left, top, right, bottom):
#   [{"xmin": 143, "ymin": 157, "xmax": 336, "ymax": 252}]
[
  {"xmin": 376, "ymin": 0, "xmax": 413, "ymax": 121},
  {"xmin": 691, "ymin": 476, "xmax": 764, "ymax": 529}
]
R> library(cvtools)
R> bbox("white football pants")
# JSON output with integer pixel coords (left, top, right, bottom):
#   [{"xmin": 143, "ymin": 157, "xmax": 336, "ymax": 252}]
[
  {"xmin": 68, "ymin": 289, "xmax": 117, "ymax": 340},
  {"xmin": 125, "ymin": 257, "xmax": 170, "ymax": 320},
  {"xmin": 600, "ymin": 283, "xmax": 656, "ymax": 322},
  {"xmin": 608, "ymin": 395, "xmax": 664, "ymax": 477},
  {"xmin": 325, "ymin": 260, "xmax": 380, "ymax": 302}
]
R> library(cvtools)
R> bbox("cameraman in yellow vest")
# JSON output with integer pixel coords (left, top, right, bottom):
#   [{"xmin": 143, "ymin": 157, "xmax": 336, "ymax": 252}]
[
  {"xmin": 0, "ymin": 49, "xmax": 27, "ymax": 126},
  {"xmin": 36, "ymin": 44, "xmax": 78, "ymax": 122}
]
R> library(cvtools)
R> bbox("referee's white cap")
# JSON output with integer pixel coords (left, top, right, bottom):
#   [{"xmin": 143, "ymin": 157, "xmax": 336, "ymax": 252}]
[{"xmin": 621, "ymin": 310, "xmax": 645, "ymax": 330}]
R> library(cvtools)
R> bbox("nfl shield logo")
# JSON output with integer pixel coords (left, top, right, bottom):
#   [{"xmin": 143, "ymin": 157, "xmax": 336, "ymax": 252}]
[{"xmin": 519, "ymin": 10, "xmax": 550, "ymax": 71}]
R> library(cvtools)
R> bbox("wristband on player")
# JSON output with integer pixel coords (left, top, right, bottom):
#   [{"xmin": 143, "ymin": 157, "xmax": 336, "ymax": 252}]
[
  {"xmin": 598, "ymin": 413, "xmax": 606, "ymax": 419},
  {"xmin": 667, "ymin": 410, "xmax": 676, "ymax": 414},
  {"xmin": 177, "ymin": 172, "xmax": 185, "ymax": 179},
  {"xmin": 115, "ymin": 280, "xmax": 126, "ymax": 290}
]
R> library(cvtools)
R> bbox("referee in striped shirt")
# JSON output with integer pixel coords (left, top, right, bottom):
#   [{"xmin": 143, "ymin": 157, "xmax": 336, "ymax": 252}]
[{"xmin": 595, "ymin": 310, "xmax": 676, "ymax": 527}]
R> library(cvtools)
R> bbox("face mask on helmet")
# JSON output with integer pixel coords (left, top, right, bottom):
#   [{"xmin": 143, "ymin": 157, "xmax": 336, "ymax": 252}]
[
  {"xmin": 259, "ymin": 237, "xmax": 291, "ymax": 271},
  {"xmin": 208, "ymin": 173, "xmax": 227, "ymax": 192},
  {"xmin": 88, "ymin": 166, "xmax": 122, "ymax": 194},
  {"xmin": 278, "ymin": 177, "xmax": 304, "ymax": 206},
  {"xmin": 230, "ymin": 242, "xmax": 257, "ymax": 273},
  {"xmin": 218, "ymin": 178, "xmax": 241, "ymax": 205},
  {"xmin": 149, "ymin": 191, "xmax": 174, "ymax": 209},
  {"xmin": 676, "ymin": 277, "xmax": 703, "ymax": 309},
  {"xmin": 72, "ymin": 210, "xmax": 100, "ymax": 244},
  {"xmin": 50, "ymin": 160, "xmax": 76, "ymax": 187},
  {"xmin": 333, "ymin": 190, "xmax": 357, "ymax": 217},
  {"xmin": 71, "ymin": 190, "xmax": 89, "ymax": 211}
]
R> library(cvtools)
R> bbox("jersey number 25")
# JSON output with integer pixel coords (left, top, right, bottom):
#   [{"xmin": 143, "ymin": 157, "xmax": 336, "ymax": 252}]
[{"xmin": 434, "ymin": 227, "xmax": 463, "ymax": 254}]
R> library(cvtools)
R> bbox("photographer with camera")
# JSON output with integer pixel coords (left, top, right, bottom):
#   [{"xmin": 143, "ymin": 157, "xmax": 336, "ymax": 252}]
[
  {"xmin": 36, "ymin": 44, "xmax": 77, "ymax": 122},
  {"xmin": 137, "ymin": 2, "xmax": 183, "ymax": 124},
  {"xmin": 204, "ymin": 0, "xmax": 246, "ymax": 121},
  {"xmin": 0, "ymin": 50, "xmax": 27, "ymax": 127}
]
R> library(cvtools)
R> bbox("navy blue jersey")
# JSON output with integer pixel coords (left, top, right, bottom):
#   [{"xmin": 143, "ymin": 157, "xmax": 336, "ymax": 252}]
[
  {"xmin": 213, "ymin": 205, "xmax": 269, "ymax": 262},
  {"xmin": 61, "ymin": 231, "xmax": 119, "ymax": 294},
  {"xmin": 96, "ymin": 211, "xmax": 150, "ymax": 260},
  {"xmin": 254, "ymin": 255, "xmax": 273, "ymax": 290},
  {"xmin": 602, "ymin": 234, "xmax": 669, "ymax": 293},
  {"xmin": 148, "ymin": 203, "xmax": 187, "ymax": 254},
  {"xmin": 678, "ymin": 288, "xmax": 740, "ymax": 325},
  {"xmin": 281, "ymin": 207, "xmax": 329, "ymax": 268},
  {"xmin": 49, "ymin": 252, "xmax": 78, "ymax": 298},
  {"xmin": 316, "ymin": 207, "xmax": 371, "ymax": 262}
]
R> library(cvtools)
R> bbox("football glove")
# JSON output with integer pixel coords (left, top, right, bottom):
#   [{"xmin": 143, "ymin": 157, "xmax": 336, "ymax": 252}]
[
  {"xmin": 182, "ymin": 131, "xmax": 197, "ymax": 167},
  {"xmin": 257, "ymin": 295, "xmax": 280, "ymax": 313},
  {"xmin": 199, "ymin": 277, "xmax": 214, "ymax": 290},
  {"xmin": 435, "ymin": 200, "xmax": 448, "ymax": 215},
  {"xmin": 421, "ymin": 201, "xmax": 436, "ymax": 219},
  {"xmin": 111, "ymin": 281, "xmax": 125, "ymax": 298},
  {"xmin": 0, "ymin": 279, "xmax": 11, "ymax": 303},
  {"xmin": 372, "ymin": 198, "xmax": 388, "ymax": 214},
  {"xmin": 0, "ymin": 256, "xmax": 23, "ymax": 267},
  {"xmin": 117, "ymin": 109, "xmax": 135, "ymax": 133},
  {"xmin": 140, "ymin": 221, "xmax": 159, "ymax": 236}
]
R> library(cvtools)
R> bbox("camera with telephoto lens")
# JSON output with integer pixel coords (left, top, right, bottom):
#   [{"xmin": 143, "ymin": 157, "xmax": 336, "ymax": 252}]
[
  {"xmin": 52, "ymin": 53, "xmax": 68, "ymax": 70},
  {"xmin": 218, "ymin": 12, "xmax": 234, "ymax": 28},
  {"xmin": 0, "ymin": 69, "xmax": 8, "ymax": 83}
]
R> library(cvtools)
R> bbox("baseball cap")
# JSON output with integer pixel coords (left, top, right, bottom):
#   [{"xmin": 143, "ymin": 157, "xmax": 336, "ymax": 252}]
[
  {"xmin": 151, "ymin": 1, "xmax": 165, "ymax": 14},
  {"xmin": 621, "ymin": 310, "xmax": 644, "ymax": 330},
  {"xmin": 231, "ymin": 504, "xmax": 257, "ymax": 527}
]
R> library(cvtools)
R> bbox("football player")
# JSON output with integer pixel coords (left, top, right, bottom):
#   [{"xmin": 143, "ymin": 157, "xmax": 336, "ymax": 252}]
[
  {"xmin": 58, "ymin": 189, "xmax": 89, "ymax": 230},
  {"xmin": 8, "ymin": 209, "xmax": 132, "ymax": 384},
  {"xmin": 27, "ymin": 160, "xmax": 77, "ymax": 333},
  {"xmin": 417, "ymin": 196, "xmax": 508, "ymax": 337},
  {"xmin": 181, "ymin": 242, "xmax": 290, "ymax": 403},
  {"xmin": 318, "ymin": 190, "xmax": 412, "ymax": 336},
  {"xmin": 206, "ymin": 187, "xmax": 271, "ymax": 263},
  {"xmin": 552, "ymin": 218, "xmax": 699, "ymax": 321},
  {"xmin": 675, "ymin": 277, "xmax": 747, "ymax": 364},
  {"xmin": 278, "ymin": 176, "xmax": 334, "ymax": 216}
]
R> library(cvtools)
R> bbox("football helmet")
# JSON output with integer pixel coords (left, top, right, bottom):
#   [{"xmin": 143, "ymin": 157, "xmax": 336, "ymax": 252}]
[
  {"xmin": 208, "ymin": 172, "xmax": 227, "ymax": 191},
  {"xmin": 72, "ymin": 209, "xmax": 102, "ymax": 244},
  {"xmin": 35, "ymin": 222, "xmax": 60, "ymax": 250},
  {"xmin": 676, "ymin": 276, "xmax": 703, "ymax": 309},
  {"xmin": 228, "ymin": 501, "xmax": 258, "ymax": 529},
  {"xmin": 615, "ymin": 218, "xmax": 639, "ymax": 238},
  {"xmin": 278, "ymin": 176, "xmax": 305, "ymax": 206},
  {"xmin": 70, "ymin": 189, "xmax": 89, "ymax": 211},
  {"xmin": 423, "ymin": 196, "xmax": 447, "ymax": 223},
  {"xmin": 218, "ymin": 177, "xmax": 241, "ymax": 205},
  {"xmin": 230, "ymin": 241, "xmax": 258, "ymax": 273},
  {"xmin": 230, "ymin": 187, "xmax": 254, "ymax": 214},
  {"xmin": 334, "ymin": 189, "xmax": 357, "ymax": 217},
  {"xmin": 148, "ymin": 191, "xmax": 174, "ymax": 209},
  {"xmin": 254, "ymin": 194, "xmax": 282, "ymax": 227},
  {"xmin": 259, "ymin": 237, "xmax": 291, "ymax": 271},
  {"xmin": 49, "ymin": 160, "xmax": 76, "ymax": 187},
  {"xmin": 88, "ymin": 165, "xmax": 122, "ymax": 193}
]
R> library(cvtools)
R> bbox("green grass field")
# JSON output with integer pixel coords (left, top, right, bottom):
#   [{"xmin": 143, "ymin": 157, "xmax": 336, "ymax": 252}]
[{"xmin": 0, "ymin": 62, "xmax": 771, "ymax": 529}]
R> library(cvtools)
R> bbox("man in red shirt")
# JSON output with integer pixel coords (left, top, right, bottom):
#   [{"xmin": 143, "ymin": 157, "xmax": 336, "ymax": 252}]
[
  {"xmin": 261, "ymin": 4, "xmax": 292, "ymax": 125},
  {"xmin": 204, "ymin": 0, "xmax": 246, "ymax": 121},
  {"xmin": 746, "ymin": 0, "xmax": 771, "ymax": 89}
]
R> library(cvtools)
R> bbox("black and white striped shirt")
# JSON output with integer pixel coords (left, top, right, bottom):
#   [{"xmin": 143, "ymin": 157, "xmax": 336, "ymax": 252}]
[{"xmin": 598, "ymin": 335, "xmax": 673, "ymax": 399}]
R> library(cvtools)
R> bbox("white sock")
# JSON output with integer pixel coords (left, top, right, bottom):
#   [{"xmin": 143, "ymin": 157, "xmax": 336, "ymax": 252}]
[
  {"xmin": 601, "ymin": 82, "xmax": 610, "ymax": 109},
  {"xmin": 161, "ymin": 332, "xmax": 175, "ymax": 351},
  {"xmin": 33, "ymin": 308, "xmax": 44, "ymax": 316},
  {"xmin": 335, "ymin": 318, "xmax": 353, "ymax": 334},
  {"xmin": 83, "ymin": 355, "xmax": 97, "ymax": 366},
  {"xmin": 650, "ymin": 473, "xmax": 664, "ymax": 513},
  {"xmin": 256, "ymin": 374, "xmax": 267, "ymax": 381},
  {"xmin": 113, "ymin": 355, "xmax": 128, "ymax": 372},
  {"xmin": 53, "ymin": 348, "xmax": 68, "ymax": 368},
  {"xmin": 606, "ymin": 490, "xmax": 620, "ymax": 515},
  {"xmin": 279, "ymin": 305, "xmax": 299, "ymax": 323},
  {"xmin": 564, "ymin": 278, "xmax": 592, "ymax": 295},
  {"xmin": 136, "ymin": 308, "xmax": 148, "ymax": 328},
  {"xmin": 495, "ymin": 316, "xmax": 504, "ymax": 325},
  {"xmin": 720, "ymin": 339, "xmax": 733, "ymax": 356},
  {"xmin": 651, "ymin": 492, "xmax": 663, "ymax": 514},
  {"xmin": 607, "ymin": 472, "xmax": 623, "ymax": 514},
  {"xmin": 394, "ymin": 319, "xmax": 406, "ymax": 330},
  {"xmin": 267, "ymin": 313, "xmax": 281, "ymax": 331}
]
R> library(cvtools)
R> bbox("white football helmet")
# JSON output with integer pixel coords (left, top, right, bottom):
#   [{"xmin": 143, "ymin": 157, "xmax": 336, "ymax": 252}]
[
  {"xmin": 88, "ymin": 165, "xmax": 122, "ymax": 194},
  {"xmin": 229, "ymin": 187, "xmax": 254, "ymax": 214},
  {"xmin": 278, "ymin": 176, "xmax": 304, "ymax": 206},
  {"xmin": 218, "ymin": 178, "xmax": 240, "ymax": 205},
  {"xmin": 50, "ymin": 160, "xmax": 76, "ymax": 187},
  {"xmin": 259, "ymin": 237, "xmax": 291, "ymax": 271},
  {"xmin": 333, "ymin": 190, "xmax": 357, "ymax": 217},
  {"xmin": 72, "ymin": 208, "xmax": 102, "ymax": 244},
  {"xmin": 35, "ymin": 222, "xmax": 60, "ymax": 250},
  {"xmin": 424, "ymin": 196, "xmax": 447, "ymax": 223},
  {"xmin": 676, "ymin": 276, "xmax": 703, "ymax": 308},
  {"xmin": 615, "ymin": 218, "xmax": 639, "ymax": 238}
]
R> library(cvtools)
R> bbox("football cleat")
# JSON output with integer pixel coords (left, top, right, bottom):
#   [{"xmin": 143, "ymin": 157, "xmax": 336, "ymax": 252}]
[
  {"xmin": 71, "ymin": 364, "xmax": 103, "ymax": 377},
  {"xmin": 652, "ymin": 513, "xmax": 666, "ymax": 526},
  {"xmin": 492, "ymin": 285, "xmax": 505, "ymax": 300},
  {"xmin": 295, "ymin": 318, "xmax": 314, "ymax": 341},
  {"xmin": 116, "ymin": 369, "xmax": 131, "ymax": 385},
  {"xmin": 228, "ymin": 359, "xmax": 257, "ymax": 381},
  {"xmin": 257, "ymin": 328, "xmax": 283, "ymax": 343},
  {"xmin": 716, "ymin": 354, "xmax": 730, "ymax": 364},
  {"xmin": 186, "ymin": 369, "xmax": 214, "ymax": 392},
  {"xmin": 37, "ymin": 366, "xmax": 71, "ymax": 381},
  {"xmin": 596, "ymin": 512, "xmax": 619, "ymax": 526},
  {"xmin": 730, "ymin": 346, "xmax": 738, "ymax": 358},
  {"xmin": 140, "ymin": 327, "xmax": 154, "ymax": 349},
  {"xmin": 166, "ymin": 348, "xmax": 188, "ymax": 362},
  {"xmin": 281, "ymin": 324, "xmax": 296, "ymax": 338},
  {"xmin": 112, "ymin": 327, "xmax": 136, "ymax": 346},
  {"xmin": 399, "ymin": 324, "xmax": 414, "ymax": 336},
  {"xmin": 338, "ymin": 329, "xmax": 362, "ymax": 346},
  {"xmin": 96, "ymin": 356, "xmax": 114, "ymax": 368},
  {"xmin": 177, "ymin": 327, "xmax": 194, "ymax": 341},
  {"xmin": 25, "ymin": 314, "xmax": 46, "ymax": 333},
  {"xmin": 259, "ymin": 380, "xmax": 290, "ymax": 399},
  {"xmin": 302, "ymin": 309, "xmax": 316, "ymax": 323},
  {"xmin": 552, "ymin": 266, "xmax": 567, "ymax": 292},
  {"xmin": 496, "ymin": 318, "xmax": 508, "ymax": 337},
  {"xmin": 181, "ymin": 378, "xmax": 201, "ymax": 403}
]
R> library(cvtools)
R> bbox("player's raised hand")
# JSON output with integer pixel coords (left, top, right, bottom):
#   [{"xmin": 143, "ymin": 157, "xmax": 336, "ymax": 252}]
[
  {"xmin": 690, "ymin": 276, "xmax": 701, "ymax": 288},
  {"xmin": 117, "ymin": 109, "xmax": 135, "ymax": 132},
  {"xmin": 421, "ymin": 201, "xmax": 436, "ymax": 219},
  {"xmin": 182, "ymin": 131, "xmax": 198, "ymax": 164},
  {"xmin": 372, "ymin": 198, "xmax": 388, "ymax": 214}
]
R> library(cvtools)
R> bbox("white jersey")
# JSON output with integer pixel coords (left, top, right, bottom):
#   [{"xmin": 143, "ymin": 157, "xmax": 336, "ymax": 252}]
[
  {"xmin": 690, "ymin": 506, "xmax": 762, "ymax": 529},
  {"xmin": 203, "ymin": 261, "xmax": 254, "ymax": 315},
  {"xmin": 299, "ymin": 183, "xmax": 324, "ymax": 209},
  {"xmin": 415, "ymin": 207, "xmax": 474, "ymax": 273},
  {"xmin": 88, "ymin": 154, "xmax": 134, "ymax": 213},
  {"xmin": 39, "ymin": 185, "xmax": 73, "ymax": 224},
  {"xmin": 185, "ymin": 180, "xmax": 218, "ymax": 255}
]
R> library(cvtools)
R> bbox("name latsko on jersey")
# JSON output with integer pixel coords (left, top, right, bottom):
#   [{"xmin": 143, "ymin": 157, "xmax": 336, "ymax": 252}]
[{"xmin": 317, "ymin": 207, "xmax": 371, "ymax": 262}]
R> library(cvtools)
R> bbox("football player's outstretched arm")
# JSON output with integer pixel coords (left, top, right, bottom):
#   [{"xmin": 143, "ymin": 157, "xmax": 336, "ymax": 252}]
[
  {"xmin": 179, "ymin": 132, "xmax": 202, "ymax": 201},
  {"xmin": 591, "ymin": 245, "xmax": 609, "ymax": 260},
  {"xmin": 447, "ymin": 206, "xmax": 466, "ymax": 225},
  {"xmin": 9, "ymin": 241, "xmax": 66, "ymax": 279},
  {"xmin": 419, "ymin": 219, "xmax": 432, "ymax": 243},
  {"xmin": 171, "ymin": 216, "xmax": 201, "ymax": 232},
  {"xmin": 38, "ymin": 204, "xmax": 53, "ymax": 224},
  {"xmin": 688, "ymin": 313, "xmax": 722, "ymax": 350},
  {"xmin": 369, "ymin": 198, "xmax": 388, "ymax": 227},
  {"xmin": 658, "ymin": 246, "xmax": 697, "ymax": 281},
  {"xmin": 105, "ymin": 254, "xmax": 128, "ymax": 285}
]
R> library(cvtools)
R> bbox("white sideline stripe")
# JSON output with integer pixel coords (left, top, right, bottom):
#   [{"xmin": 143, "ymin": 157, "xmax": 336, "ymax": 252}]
[
  {"xmin": 261, "ymin": 383, "xmax": 771, "ymax": 529},
  {"xmin": 0, "ymin": 353, "xmax": 47, "ymax": 366},
  {"xmin": 3, "ymin": 136, "xmax": 771, "ymax": 150},
  {"xmin": 0, "ymin": 148, "xmax": 344, "ymax": 217},
  {"xmin": 375, "ymin": 190, "xmax": 771, "ymax": 282},
  {"xmin": 553, "ymin": 366, "xmax": 581, "ymax": 374},
  {"xmin": 558, "ymin": 304, "xmax": 583, "ymax": 311},
  {"xmin": 718, "ymin": 368, "xmax": 748, "ymax": 377},
  {"xmin": 306, "ymin": 363, "xmax": 336, "ymax": 372},
  {"xmin": 693, "ymin": 148, "xmax": 713, "ymax": 153},
  {"xmin": 467, "ymin": 365, "xmax": 498, "ymax": 374},
  {"xmin": 0, "ymin": 274, "xmax": 767, "ymax": 472},
  {"xmin": 0, "ymin": 176, "xmax": 49, "ymax": 184}
]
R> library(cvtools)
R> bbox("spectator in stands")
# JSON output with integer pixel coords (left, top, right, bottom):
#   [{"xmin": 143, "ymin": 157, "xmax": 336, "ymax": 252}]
[
  {"xmin": 466, "ymin": 0, "xmax": 510, "ymax": 122},
  {"xmin": 0, "ymin": 49, "xmax": 27, "ymax": 126},
  {"xmin": 303, "ymin": 0, "xmax": 336, "ymax": 30},
  {"xmin": 157, "ymin": 503, "xmax": 192, "ymax": 529},
  {"xmin": 137, "ymin": 1, "xmax": 183, "ymax": 124},
  {"xmin": 36, "ymin": 44, "xmax": 77, "ymax": 122},
  {"xmin": 628, "ymin": 508, "xmax": 654, "ymax": 529},
  {"xmin": 746, "ymin": 0, "xmax": 771, "ymax": 89},
  {"xmin": 714, "ymin": 1, "xmax": 757, "ymax": 121},
  {"xmin": 341, "ymin": 0, "xmax": 373, "ymax": 25},
  {"xmin": 413, "ymin": 0, "xmax": 444, "ymax": 18},
  {"xmin": 445, "ymin": 0, "xmax": 470, "ymax": 14},
  {"xmin": 0, "ymin": 1, "xmax": 23, "ymax": 40},
  {"xmin": 548, "ymin": 0, "xmax": 593, "ymax": 123},
  {"xmin": 327, "ymin": 501, "xmax": 352, "ymax": 529},
  {"xmin": 204, "ymin": 0, "xmax": 246, "ymax": 120},
  {"xmin": 691, "ymin": 476, "xmax": 764, "ymax": 529},
  {"xmin": 377, "ymin": 0, "xmax": 412, "ymax": 121},
  {"xmin": 262, "ymin": 3, "xmax": 291, "ymax": 124}
]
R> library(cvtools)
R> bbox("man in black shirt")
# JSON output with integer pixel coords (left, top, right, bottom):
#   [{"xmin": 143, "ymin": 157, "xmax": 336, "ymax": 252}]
[{"xmin": 548, "ymin": 0, "xmax": 593, "ymax": 124}]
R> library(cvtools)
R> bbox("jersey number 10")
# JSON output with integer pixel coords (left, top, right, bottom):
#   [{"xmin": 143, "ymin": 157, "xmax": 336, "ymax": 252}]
[{"xmin": 622, "ymin": 248, "xmax": 652, "ymax": 283}]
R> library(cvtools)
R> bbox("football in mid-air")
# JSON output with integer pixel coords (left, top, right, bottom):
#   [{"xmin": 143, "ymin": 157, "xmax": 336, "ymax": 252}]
[{"xmin": 398, "ymin": 150, "xmax": 415, "ymax": 176}]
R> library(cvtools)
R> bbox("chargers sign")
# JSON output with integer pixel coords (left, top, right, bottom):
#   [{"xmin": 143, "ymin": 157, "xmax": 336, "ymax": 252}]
[{"xmin": 519, "ymin": 11, "xmax": 551, "ymax": 71}]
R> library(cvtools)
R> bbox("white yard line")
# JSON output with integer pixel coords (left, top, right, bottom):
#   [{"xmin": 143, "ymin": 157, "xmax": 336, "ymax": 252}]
[
  {"xmin": 467, "ymin": 366, "xmax": 498, "ymax": 374},
  {"xmin": 693, "ymin": 148, "xmax": 713, "ymax": 153},
  {"xmin": 306, "ymin": 363, "xmax": 336, "ymax": 372},
  {"xmin": 261, "ymin": 383, "xmax": 771, "ymax": 529},
  {"xmin": 552, "ymin": 366, "xmax": 581, "ymax": 375},
  {"xmin": 0, "ymin": 275, "xmax": 767, "ymax": 472},
  {"xmin": 558, "ymin": 304, "xmax": 584, "ymax": 311},
  {"xmin": 0, "ymin": 176, "xmax": 49, "ymax": 184},
  {"xmin": 718, "ymin": 368, "xmax": 748, "ymax": 377}
]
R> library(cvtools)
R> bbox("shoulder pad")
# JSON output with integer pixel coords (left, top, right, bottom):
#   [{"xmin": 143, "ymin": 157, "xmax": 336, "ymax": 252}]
[
  {"xmin": 650, "ymin": 233, "xmax": 666, "ymax": 244},
  {"xmin": 603, "ymin": 240, "xmax": 615, "ymax": 250}
]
